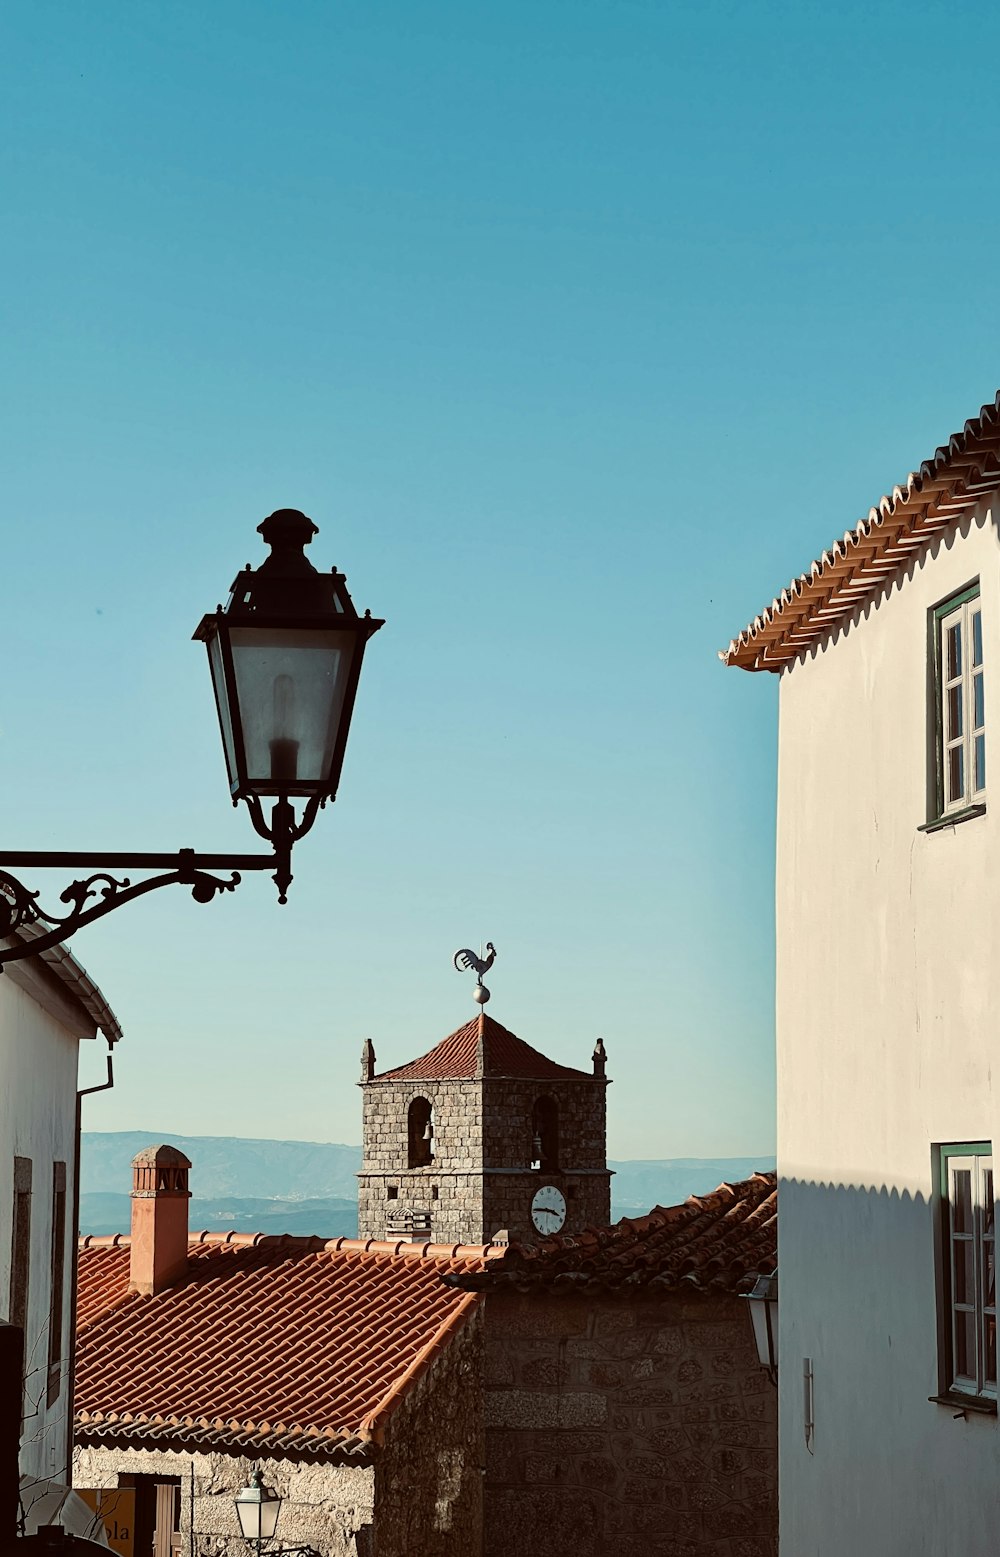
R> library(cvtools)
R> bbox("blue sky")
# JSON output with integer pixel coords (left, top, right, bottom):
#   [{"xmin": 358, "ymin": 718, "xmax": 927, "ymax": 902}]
[{"xmin": 3, "ymin": 0, "xmax": 998, "ymax": 1158}]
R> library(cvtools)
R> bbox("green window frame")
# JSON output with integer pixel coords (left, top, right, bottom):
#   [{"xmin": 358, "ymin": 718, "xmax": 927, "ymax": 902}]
[
  {"xmin": 930, "ymin": 583, "xmax": 985, "ymax": 821},
  {"xmin": 936, "ymin": 1143, "xmax": 995, "ymax": 1404}
]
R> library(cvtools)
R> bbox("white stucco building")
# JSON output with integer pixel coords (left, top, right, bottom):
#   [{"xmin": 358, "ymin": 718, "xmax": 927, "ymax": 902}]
[
  {"xmin": 0, "ymin": 923, "xmax": 120, "ymax": 1510},
  {"xmin": 724, "ymin": 391, "xmax": 1000, "ymax": 1554}
]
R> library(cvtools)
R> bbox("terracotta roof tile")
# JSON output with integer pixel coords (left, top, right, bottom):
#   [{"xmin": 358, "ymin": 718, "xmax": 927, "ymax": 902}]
[
  {"xmin": 450, "ymin": 1172, "xmax": 776, "ymax": 1296},
  {"xmin": 722, "ymin": 390, "xmax": 1000, "ymax": 673},
  {"xmin": 374, "ymin": 1012, "xmax": 590, "ymax": 1082},
  {"xmin": 76, "ymin": 1233, "xmax": 500, "ymax": 1456}
]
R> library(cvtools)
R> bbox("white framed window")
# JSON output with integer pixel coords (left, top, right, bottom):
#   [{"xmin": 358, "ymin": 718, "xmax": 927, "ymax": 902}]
[
  {"xmin": 938, "ymin": 1144, "xmax": 995, "ymax": 1403},
  {"xmin": 934, "ymin": 586, "xmax": 985, "ymax": 816}
]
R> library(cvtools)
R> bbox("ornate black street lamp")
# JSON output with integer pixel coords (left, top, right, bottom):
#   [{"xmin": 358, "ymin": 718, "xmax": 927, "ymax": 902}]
[
  {"xmin": 233, "ymin": 1471, "xmax": 317, "ymax": 1557},
  {"xmin": 0, "ymin": 510, "xmax": 383, "ymax": 967},
  {"xmin": 234, "ymin": 1470, "xmax": 282, "ymax": 1556}
]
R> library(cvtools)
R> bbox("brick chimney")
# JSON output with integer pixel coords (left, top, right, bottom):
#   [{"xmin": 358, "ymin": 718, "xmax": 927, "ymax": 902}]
[{"xmin": 129, "ymin": 1145, "xmax": 192, "ymax": 1295}]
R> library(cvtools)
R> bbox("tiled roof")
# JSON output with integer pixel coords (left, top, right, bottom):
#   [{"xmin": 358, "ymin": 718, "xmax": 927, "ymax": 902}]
[
  {"xmin": 373, "ymin": 1012, "xmax": 592, "ymax": 1082},
  {"xmin": 449, "ymin": 1172, "xmax": 776, "ymax": 1296},
  {"xmin": 76, "ymin": 1232, "xmax": 501, "ymax": 1458},
  {"xmin": 722, "ymin": 390, "xmax": 1000, "ymax": 673}
]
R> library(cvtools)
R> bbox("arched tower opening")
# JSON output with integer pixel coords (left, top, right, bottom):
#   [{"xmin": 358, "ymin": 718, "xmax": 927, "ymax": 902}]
[
  {"xmin": 531, "ymin": 1095, "xmax": 560, "ymax": 1171},
  {"xmin": 407, "ymin": 1096, "xmax": 434, "ymax": 1168}
]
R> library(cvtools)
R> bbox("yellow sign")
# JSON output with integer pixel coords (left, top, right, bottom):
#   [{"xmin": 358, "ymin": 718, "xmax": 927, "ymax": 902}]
[{"xmin": 77, "ymin": 1488, "xmax": 136, "ymax": 1557}]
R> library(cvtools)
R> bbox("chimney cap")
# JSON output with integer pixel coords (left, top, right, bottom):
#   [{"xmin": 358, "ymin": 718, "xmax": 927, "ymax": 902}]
[{"xmin": 131, "ymin": 1144, "xmax": 192, "ymax": 1170}]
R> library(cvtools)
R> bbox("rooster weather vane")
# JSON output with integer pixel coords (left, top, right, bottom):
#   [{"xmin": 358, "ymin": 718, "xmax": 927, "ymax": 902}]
[{"xmin": 453, "ymin": 941, "xmax": 497, "ymax": 1005}]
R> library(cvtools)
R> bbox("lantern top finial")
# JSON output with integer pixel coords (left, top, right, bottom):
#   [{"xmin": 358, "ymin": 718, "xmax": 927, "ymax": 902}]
[{"xmin": 257, "ymin": 508, "xmax": 319, "ymax": 560}]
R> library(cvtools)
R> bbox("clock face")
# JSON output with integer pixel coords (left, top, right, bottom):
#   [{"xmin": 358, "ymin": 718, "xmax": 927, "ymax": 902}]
[{"xmin": 531, "ymin": 1184, "xmax": 567, "ymax": 1234}]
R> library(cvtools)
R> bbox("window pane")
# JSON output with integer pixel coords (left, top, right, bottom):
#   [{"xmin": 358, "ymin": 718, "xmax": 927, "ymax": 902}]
[
  {"xmin": 955, "ymin": 1306, "xmax": 977, "ymax": 1378},
  {"xmin": 976, "ymin": 735, "xmax": 986, "ymax": 793},
  {"xmin": 953, "ymin": 1167, "xmax": 974, "ymax": 1233},
  {"xmin": 948, "ymin": 622, "xmax": 963, "ymax": 680},
  {"xmin": 985, "ymin": 1313, "xmax": 997, "ymax": 1389},
  {"xmin": 949, "ymin": 684, "xmax": 964, "ymax": 740},
  {"xmin": 974, "ymin": 672, "xmax": 985, "ymax": 732},
  {"xmin": 949, "ymin": 745, "xmax": 965, "ymax": 803},
  {"xmin": 973, "ymin": 610, "xmax": 983, "ymax": 669},
  {"xmin": 954, "ymin": 1240, "xmax": 975, "ymax": 1304}
]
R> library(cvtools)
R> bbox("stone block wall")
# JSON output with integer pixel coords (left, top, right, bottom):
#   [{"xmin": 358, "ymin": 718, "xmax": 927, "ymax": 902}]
[
  {"xmin": 73, "ymin": 1444, "xmax": 377, "ymax": 1557},
  {"xmin": 483, "ymin": 1171, "xmax": 611, "ymax": 1244},
  {"xmin": 359, "ymin": 1079, "xmax": 483, "ymax": 1174},
  {"xmin": 358, "ymin": 1073, "xmax": 610, "ymax": 1244},
  {"xmin": 376, "ymin": 1301, "xmax": 484, "ymax": 1556},
  {"xmin": 482, "ymin": 1288, "xmax": 777, "ymax": 1557},
  {"xmin": 481, "ymin": 1077, "xmax": 608, "ymax": 1171},
  {"xmin": 358, "ymin": 1078, "xmax": 483, "ymax": 1242}
]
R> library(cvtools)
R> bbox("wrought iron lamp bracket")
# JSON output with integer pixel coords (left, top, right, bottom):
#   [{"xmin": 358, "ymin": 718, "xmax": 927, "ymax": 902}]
[
  {"xmin": 0, "ymin": 795, "xmax": 331, "ymax": 966},
  {"xmin": 241, "ymin": 792, "xmax": 327, "ymax": 902},
  {"xmin": 0, "ymin": 848, "xmax": 267, "ymax": 968}
]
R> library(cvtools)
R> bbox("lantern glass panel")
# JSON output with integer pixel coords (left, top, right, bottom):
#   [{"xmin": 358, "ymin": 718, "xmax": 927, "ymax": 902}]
[
  {"xmin": 234, "ymin": 1485, "xmax": 281, "ymax": 1543},
  {"xmin": 229, "ymin": 626, "xmax": 357, "ymax": 795},
  {"xmin": 745, "ymin": 1273, "xmax": 778, "ymax": 1370},
  {"xmin": 207, "ymin": 630, "xmax": 239, "ymax": 791},
  {"xmin": 748, "ymin": 1297, "xmax": 774, "ymax": 1368},
  {"xmin": 258, "ymin": 1498, "xmax": 280, "ymax": 1542}
]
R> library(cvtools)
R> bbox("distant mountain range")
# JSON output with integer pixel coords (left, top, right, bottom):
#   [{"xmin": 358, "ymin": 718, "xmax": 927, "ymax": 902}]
[
  {"xmin": 80, "ymin": 1132, "xmax": 774, "ymax": 1238},
  {"xmin": 81, "ymin": 1132, "xmax": 361, "ymax": 1200},
  {"xmin": 80, "ymin": 1191, "xmax": 360, "ymax": 1240}
]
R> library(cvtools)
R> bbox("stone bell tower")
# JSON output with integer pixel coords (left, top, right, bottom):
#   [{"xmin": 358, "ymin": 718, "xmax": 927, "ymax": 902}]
[{"xmin": 357, "ymin": 1011, "xmax": 611, "ymax": 1246}]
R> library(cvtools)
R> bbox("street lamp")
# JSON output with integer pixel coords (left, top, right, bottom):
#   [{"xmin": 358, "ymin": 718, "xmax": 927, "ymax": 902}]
[
  {"xmin": 744, "ymin": 1269, "xmax": 778, "ymax": 1384},
  {"xmin": 0, "ymin": 510, "xmax": 383, "ymax": 966},
  {"xmin": 233, "ymin": 1471, "xmax": 318, "ymax": 1557},
  {"xmin": 234, "ymin": 1470, "xmax": 282, "ymax": 1557}
]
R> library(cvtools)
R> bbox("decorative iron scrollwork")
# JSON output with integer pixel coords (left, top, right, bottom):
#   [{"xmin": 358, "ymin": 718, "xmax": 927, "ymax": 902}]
[
  {"xmin": 0, "ymin": 793, "xmax": 326, "ymax": 966},
  {"xmin": 0, "ymin": 872, "xmax": 43, "ymax": 938},
  {"xmin": 0, "ymin": 862, "xmax": 242, "ymax": 966}
]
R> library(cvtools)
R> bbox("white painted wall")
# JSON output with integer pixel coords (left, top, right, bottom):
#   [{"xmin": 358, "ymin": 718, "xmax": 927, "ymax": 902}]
[
  {"xmin": 0, "ymin": 970, "xmax": 89, "ymax": 1486},
  {"xmin": 775, "ymin": 497, "xmax": 1000, "ymax": 1554}
]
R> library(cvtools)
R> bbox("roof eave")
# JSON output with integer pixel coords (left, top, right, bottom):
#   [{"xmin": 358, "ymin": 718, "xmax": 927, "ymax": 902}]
[
  {"xmin": 2, "ymin": 923, "xmax": 122, "ymax": 1043},
  {"xmin": 721, "ymin": 390, "xmax": 1000, "ymax": 675}
]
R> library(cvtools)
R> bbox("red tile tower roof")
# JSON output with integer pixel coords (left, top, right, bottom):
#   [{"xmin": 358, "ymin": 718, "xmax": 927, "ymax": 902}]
[
  {"xmin": 372, "ymin": 1011, "xmax": 591, "ymax": 1082},
  {"xmin": 450, "ymin": 1172, "xmax": 776, "ymax": 1296},
  {"xmin": 722, "ymin": 390, "xmax": 1000, "ymax": 673},
  {"xmin": 76, "ymin": 1232, "xmax": 501, "ymax": 1458}
]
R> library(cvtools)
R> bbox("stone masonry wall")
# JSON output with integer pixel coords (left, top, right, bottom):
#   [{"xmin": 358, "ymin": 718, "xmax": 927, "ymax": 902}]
[
  {"xmin": 74, "ymin": 1444, "xmax": 377, "ymax": 1557},
  {"xmin": 482, "ymin": 1171, "xmax": 612, "ymax": 1245},
  {"xmin": 375, "ymin": 1300, "xmax": 484, "ymax": 1557},
  {"xmin": 358, "ymin": 1075, "xmax": 610, "ymax": 1244},
  {"xmin": 359, "ymin": 1080, "xmax": 483, "ymax": 1174},
  {"xmin": 481, "ymin": 1077, "xmax": 608, "ymax": 1171},
  {"xmin": 483, "ymin": 1288, "xmax": 777, "ymax": 1557},
  {"xmin": 357, "ymin": 1078, "xmax": 483, "ymax": 1242}
]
